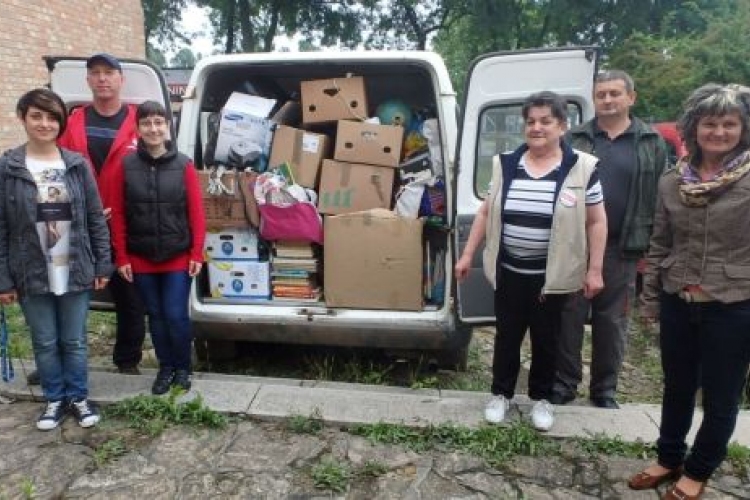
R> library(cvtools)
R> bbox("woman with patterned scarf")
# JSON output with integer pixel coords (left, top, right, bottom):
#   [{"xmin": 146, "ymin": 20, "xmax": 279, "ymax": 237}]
[{"xmin": 628, "ymin": 83, "xmax": 750, "ymax": 499}]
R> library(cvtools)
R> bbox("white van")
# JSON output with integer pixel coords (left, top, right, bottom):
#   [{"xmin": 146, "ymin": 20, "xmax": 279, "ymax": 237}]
[{"xmin": 48, "ymin": 47, "xmax": 597, "ymax": 369}]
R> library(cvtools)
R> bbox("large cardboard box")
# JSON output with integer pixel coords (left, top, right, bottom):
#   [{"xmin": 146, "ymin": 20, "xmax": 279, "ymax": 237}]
[
  {"xmin": 204, "ymin": 227, "xmax": 260, "ymax": 261},
  {"xmin": 317, "ymin": 160, "xmax": 394, "ymax": 215},
  {"xmin": 199, "ymin": 170, "xmax": 260, "ymax": 229},
  {"xmin": 208, "ymin": 260, "xmax": 271, "ymax": 299},
  {"xmin": 334, "ymin": 120, "xmax": 404, "ymax": 168},
  {"xmin": 324, "ymin": 209, "xmax": 423, "ymax": 311},
  {"xmin": 268, "ymin": 125, "xmax": 331, "ymax": 188},
  {"xmin": 301, "ymin": 76, "xmax": 368, "ymax": 125},
  {"xmin": 214, "ymin": 92, "xmax": 277, "ymax": 167}
]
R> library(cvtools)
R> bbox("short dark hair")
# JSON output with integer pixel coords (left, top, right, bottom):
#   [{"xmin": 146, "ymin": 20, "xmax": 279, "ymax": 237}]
[
  {"xmin": 16, "ymin": 88, "xmax": 67, "ymax": 138},
  {"xmin": 522, "ymin": 91, "xmax": 568, "ymax": 123},
  {"xmin": 595, "ymin": 70, "xmax": 635, "ymax": 92},
  {"xmin": 136, "ymin": 100, "xmax": 168, "ymax": 122}
]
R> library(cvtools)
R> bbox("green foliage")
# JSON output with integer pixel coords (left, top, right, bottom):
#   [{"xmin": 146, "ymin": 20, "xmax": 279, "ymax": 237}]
[
  {"xmin": 105, "ymin": 387, "xmax": 227, "ymax": 436},
  {"xmin": 94, "ymin": 438, "xmax": 128, "ymax": 466},
  {"xmin": 350, "ymin": 420, "xmax": 558, "ymax": 467},
  {"xmin": 726, "ymin": 441, "xmax": 750, "ymax": 476},
  {"xmin": 287, "ymin": 408, "xmax": 324, "ymax": 435},
  {"xmin": 574, "ymin": 433, "xmax": 656, "ymax": 459},
  {"xmin": 170, "ymin": 48, "xmax": 198, "ymax": 68},
  {"xmin": 358, "ymin": 459, "xmax": 389, "ymax": 478},
  {"xmin": 310, "ymin": 457, "xmax": 351, "ymax": 493},
  {"xmin": 19, "ymin": 477, "xmax": 35, "ymax": 500}
]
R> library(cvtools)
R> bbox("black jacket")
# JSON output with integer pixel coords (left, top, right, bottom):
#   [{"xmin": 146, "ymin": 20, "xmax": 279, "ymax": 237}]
[{"xmin": 123, "ymin": 144, "xmax": 191, "ymax": 262}]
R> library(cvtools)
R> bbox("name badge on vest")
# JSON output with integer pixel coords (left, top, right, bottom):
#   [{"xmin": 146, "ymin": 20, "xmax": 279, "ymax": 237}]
[{"xmin": 559, "ymin": 188, "xmax": 578, "ymax": 207}]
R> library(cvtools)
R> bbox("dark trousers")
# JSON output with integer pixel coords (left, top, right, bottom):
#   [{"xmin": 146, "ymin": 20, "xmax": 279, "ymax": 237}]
[
  {"xmin": 109, "ymin": 271, "xmax": 146, "ymax": 368},
  {"xmin": 657, "ymin": 292, "xmax": 750, "ymax": 481},
  {"xmin": 554, "ymin": 244, "xmax": 637, "ymax": 399},
  {"xmin": 133, "ymin": 271, "xmax": 193, "ymax": 371},
  {"xmin": 491, "ymin": 267, "xmax": 565, "ymax": 400}
]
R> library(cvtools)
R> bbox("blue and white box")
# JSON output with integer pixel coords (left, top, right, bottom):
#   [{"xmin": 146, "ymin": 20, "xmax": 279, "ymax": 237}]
[
  {"xmin": 208, "ymin": 260, "xmax": 270, "ymax": 299},
  {"xmin": 204, "ymin": 227, "xmax": 260, "ymax": 260}
]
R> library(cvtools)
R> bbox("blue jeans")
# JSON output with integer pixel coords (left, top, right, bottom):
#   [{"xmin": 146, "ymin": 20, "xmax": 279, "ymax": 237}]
[
  {"xmin": 133, "ymin": 271, "xmax": 193, "ymax": 371},
  {"xmin": 21, "ymin": 291, "xmax": 91, "ymax": 402},
  {"xmin": 657, "ymin": 292, "xmax": 750, "ymax": 481}
]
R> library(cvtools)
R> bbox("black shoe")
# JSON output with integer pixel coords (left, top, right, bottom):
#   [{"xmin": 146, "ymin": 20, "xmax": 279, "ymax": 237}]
[
  {"xmin": 152, "ymin": 367, "xmax": 175, "ymax": 395},
  {"xmin": 27, "ymin": 369, "xmax": 40, "ymax": 385},
  {"xmin": 118, "ymin": 364, "xmax": 141, "ymax": 375},
  {"xmin": 36, "ymin": 400, "xmax": 66, "ymax": 431},
  {"xmin": 69, "ymin": 398, "xmax": 101, "ymax": 428},
  {"xmin": 591, "ymin": 397, "xmax": 620, "ymax": 409},
  {"xmin": 549, "ymin": 391, "xmax": 576, "ymax": 405},
  {"xmin": 172, "ymin": 369, "xmax": 192, "ymax": 392}
]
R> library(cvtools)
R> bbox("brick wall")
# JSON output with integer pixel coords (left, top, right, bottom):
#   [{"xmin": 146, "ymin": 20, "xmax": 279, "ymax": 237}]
[{"xmin": 0, "ymin": 0, "xmax": 144, "ymax": 151}]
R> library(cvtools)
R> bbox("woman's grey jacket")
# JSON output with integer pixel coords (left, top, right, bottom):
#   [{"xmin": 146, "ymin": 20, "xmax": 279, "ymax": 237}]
[{"xmin": 0, "ymin": 145, "xmax": 113, "ymax": 298}]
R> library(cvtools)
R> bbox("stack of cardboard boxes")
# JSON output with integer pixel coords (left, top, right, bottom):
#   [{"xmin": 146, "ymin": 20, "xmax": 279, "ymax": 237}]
[{"xmin": 200, "ymin": 75, "xmax": 432, "ymax": 311}]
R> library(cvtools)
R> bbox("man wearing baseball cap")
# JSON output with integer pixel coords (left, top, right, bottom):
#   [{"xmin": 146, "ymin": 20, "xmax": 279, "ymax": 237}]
[{"xmin": 56, "ymin": 52, "xmax": 147, "ymax": 376}]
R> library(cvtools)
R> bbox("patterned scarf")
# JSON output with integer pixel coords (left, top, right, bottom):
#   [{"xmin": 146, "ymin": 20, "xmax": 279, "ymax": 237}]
[{"xmin": 678, "ymin": 150, "xmax": 750, "ymax": 207}]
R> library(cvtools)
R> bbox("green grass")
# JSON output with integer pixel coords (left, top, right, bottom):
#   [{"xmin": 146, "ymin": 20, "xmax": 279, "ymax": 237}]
[
  {"xmin": 287, "ymin": 408, "xmax": 324, "ymax": 435},
  {"xmin": 573, "ymin": 433, "xmax": 656, "ymax": 459},
  {"xmin": 310, "ymin": 457, "xmax": 351, "ymax": 493},
  {"xmin": 349, "ymin": 420, "xmax": 559, "ymax": 467},
  {"xmin": 94, "ymin": 437, "xmax": 128, "ymax": 466},
  {"xmin": 727, "ymin": 441, "xmax": 750, "ymax": 475},
  {"xmin": 105, "ymin": 387, "xmax": 227, "ymax": 436}
]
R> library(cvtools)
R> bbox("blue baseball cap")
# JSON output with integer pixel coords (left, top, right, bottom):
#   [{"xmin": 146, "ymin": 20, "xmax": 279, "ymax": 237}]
[{"xmin": 86, "ymin": 53, "xmax": 122, "ymax": 71}]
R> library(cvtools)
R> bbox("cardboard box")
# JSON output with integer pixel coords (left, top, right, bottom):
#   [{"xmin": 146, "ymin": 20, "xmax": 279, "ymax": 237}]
[
  {"xmin": 214, "ymin": 92, "xmax": 277, "ymax": 168},
  {"xmin": 317, "ymin": 160, "xmax": 395, "ymax": 215},
  {"xmin": 301, "ymin": 76, "xmax": 368, "ymax": 125},
  {"xmin": 268, "ymin": 125, "xmax": 331, "ymax": 188},
  {"xmin": 334, "ymin": 120, "xmax": 404, "ymax": 168},
  {"xmin": 199, "ymin": 170, "xmax": 260, "ymax": 229},
  {"xmin": 204, "ymin": 227, "xmax": 260, "ymax": 261},
  {"xmin": 208, "ymin": 260, "xmax": 271, "ymax": 299},
  {"xmin": 324, "ymin": 209, "xmax": 423, "ymax": 311}
]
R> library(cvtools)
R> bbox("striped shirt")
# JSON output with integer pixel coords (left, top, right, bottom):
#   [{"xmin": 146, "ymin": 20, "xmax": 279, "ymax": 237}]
[{"xmin": 500, "ymin": 157, "xmax": 603, "ymax": 275}]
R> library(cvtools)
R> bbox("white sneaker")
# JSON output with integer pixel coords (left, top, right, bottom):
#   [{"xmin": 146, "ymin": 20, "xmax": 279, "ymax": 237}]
[
  {"xmin": 530, "ymin": 399, "xmax": 554, "ymax": 431},
  {"xmin": 484, "ymin": 395, "xmax": 510, "ymax": 424}
]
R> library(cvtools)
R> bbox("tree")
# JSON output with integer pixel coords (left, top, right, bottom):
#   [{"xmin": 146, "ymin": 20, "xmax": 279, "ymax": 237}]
[
  {"xmin": 146, "ymin": 46, "xmax": 168, "ymax": 68},
  {"xmin": 170, "ymin": 48, "xmax": 198, "ymax": 68},
  {"xmin": 142, "ymin": 0, "xmax": 189, "ymax": 51}
]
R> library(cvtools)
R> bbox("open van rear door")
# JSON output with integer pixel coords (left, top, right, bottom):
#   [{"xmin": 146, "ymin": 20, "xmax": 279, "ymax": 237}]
[
  {"xmin": 46, "ymin": 56, "xmax": 171, "ymax": 111},
  {"xmin": 454, "ymin": 47, "xmax": 598, "ymax": 324}
]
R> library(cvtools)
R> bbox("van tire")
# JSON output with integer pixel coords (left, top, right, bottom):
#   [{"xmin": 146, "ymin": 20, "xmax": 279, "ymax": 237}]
[{"xmin": 194, "ymin": 339, "xmax": 237, "ymax": 364}]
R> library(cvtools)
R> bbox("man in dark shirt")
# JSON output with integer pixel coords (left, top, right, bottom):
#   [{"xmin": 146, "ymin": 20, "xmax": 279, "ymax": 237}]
[
  {"xmin": 57, "ymin": 53, "xmax": 146, "ymax": 375},
  {"xmin": 553, "ymin": 70, "xmax": 668, "ymax": 409}
]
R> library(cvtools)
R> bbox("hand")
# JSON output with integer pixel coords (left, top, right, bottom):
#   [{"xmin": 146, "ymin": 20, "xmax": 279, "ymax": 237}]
[
  {"xmin": 188, "ymin": 260, "xmax": 203, "ymax": 277},
  {"xmin": 0, "ymin": 290, "xmax": 18, "ymax": 305},
  {"xmin": 93, "ymin": 276, "xmax": 109, "ymax": 290},
  {"xmin": 583, "ymin": 269, "xmax": 604, "ymax": 299},
  {"xmin": 103, "ymin": 207, "xmax": 112, "ymax": 221},
  {"xmin": 118, "ymin": 264, "xmax": 133, "ymax": 283},
  {"xmin": 454, "ymin": 255, "xmax": 472, "ymax": 283}
]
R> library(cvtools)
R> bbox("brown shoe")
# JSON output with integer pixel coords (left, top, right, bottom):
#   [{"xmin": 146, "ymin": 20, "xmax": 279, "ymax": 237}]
[
  {"xmin": 628, "ymin": 466, "xmax": 681, "ymax": 490},
  {"xmin": 662, "ymin": 482, "xmax": 705, "ymax": 499}
]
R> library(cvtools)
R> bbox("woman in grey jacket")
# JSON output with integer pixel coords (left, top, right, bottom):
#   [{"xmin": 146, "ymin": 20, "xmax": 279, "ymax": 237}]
[
  {"xmin": 0, "ymin": 89, "xmax": 113, "ymax": 431},
  {"xmin": 629, "ymin": 84, "xmax": 750, "ymax": 499}
]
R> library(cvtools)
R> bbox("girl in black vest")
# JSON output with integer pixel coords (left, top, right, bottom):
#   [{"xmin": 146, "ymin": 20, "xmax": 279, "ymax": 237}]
[{"xmin": 109, "ymin": 101, "xmax": 206, "ymax": 395}]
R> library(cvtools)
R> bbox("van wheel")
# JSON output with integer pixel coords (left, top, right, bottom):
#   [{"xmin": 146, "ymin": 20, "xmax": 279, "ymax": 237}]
[{"xmin": 194, "ymin": 339, "xmax": 237, "ymax": 364}]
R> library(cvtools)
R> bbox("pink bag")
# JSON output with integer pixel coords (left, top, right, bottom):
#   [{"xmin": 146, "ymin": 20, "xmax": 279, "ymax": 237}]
[{"xmin": 258, "ymin": 196, "xmax": 323, "ymax": 244}]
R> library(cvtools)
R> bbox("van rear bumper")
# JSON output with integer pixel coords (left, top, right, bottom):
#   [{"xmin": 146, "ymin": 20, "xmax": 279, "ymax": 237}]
[{"xmin": 191, "ymin": 310, "xmax": 470, "ymax": 352}]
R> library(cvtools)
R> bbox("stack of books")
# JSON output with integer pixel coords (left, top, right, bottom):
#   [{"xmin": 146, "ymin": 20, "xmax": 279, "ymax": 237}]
[{"xmin": 271, "ymin": 240, "xmax": 321, "ymax": 302}]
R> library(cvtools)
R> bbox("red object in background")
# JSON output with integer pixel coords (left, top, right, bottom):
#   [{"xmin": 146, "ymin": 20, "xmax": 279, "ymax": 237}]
[{"xmin": 653, "ymin": 122, "xmax": 688, "ymax": 161}]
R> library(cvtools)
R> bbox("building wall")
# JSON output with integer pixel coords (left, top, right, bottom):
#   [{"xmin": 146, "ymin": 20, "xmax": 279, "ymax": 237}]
[{"xmin": 0, "ymin": 0, "xmax": 145, "ymax": 151}]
